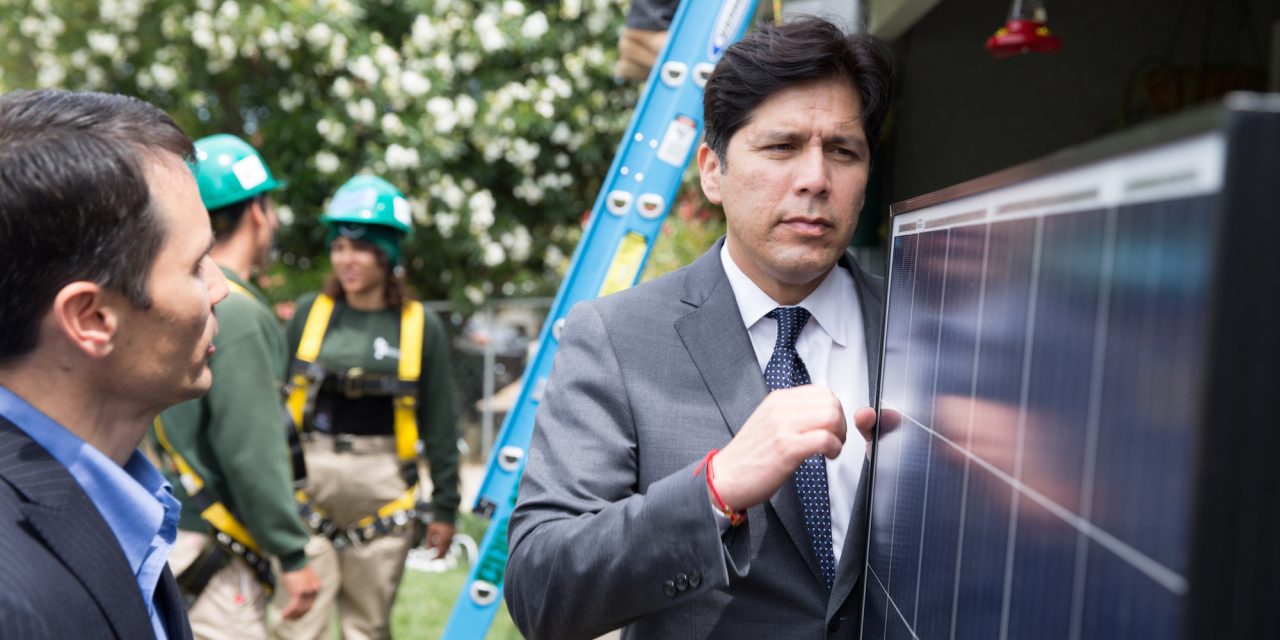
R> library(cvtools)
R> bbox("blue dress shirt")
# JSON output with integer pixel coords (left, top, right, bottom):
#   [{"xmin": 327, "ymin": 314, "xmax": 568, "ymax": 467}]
[{"xmin": 0, "ymin": 385, "xmax": 181, "ymax": 640}]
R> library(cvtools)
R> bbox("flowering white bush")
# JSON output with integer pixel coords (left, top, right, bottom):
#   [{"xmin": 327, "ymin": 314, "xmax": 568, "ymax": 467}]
[{"xmin": 0, "ymin": 0, "xmax": 636, "ymax": 307}]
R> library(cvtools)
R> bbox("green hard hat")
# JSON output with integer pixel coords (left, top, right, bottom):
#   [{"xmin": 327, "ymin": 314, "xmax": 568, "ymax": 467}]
[
  {"xmin": 193, "ymin": 134, "xmax": 283, "ymax": 211},
  {"xmin": 320, "ymin": 175, "xmax": 413, "ymax": 236}
]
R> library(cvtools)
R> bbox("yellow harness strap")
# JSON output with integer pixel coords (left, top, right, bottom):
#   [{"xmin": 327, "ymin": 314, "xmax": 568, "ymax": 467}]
[
  {"xmin": 225, "ymin": 278, "xmax": 254, "ymax": 300},
  {"xmin": 152, "ymin": 416, "xmax": 261, "ymax": 553},
  {"xmin": 394, "ymin": 300, "xmax": 425, "ymax": 463},
  {"xmin": 289, "ymin": 297, "xmax": 428, "ymax": 546},
  {"xmin": 285, "ymin": 294, "xmax": 335, "ymax": 432}
]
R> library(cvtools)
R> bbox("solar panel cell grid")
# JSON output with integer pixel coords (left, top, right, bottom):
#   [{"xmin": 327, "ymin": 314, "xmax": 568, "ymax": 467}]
[{"xmin": 864, "ymin": 158, "xmax": 1219, "ymax": 639}]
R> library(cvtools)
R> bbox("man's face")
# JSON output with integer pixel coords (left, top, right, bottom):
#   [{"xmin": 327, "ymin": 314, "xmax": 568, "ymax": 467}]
[
  {"xmin": 111, "ymin": 153, "xmax": 227, "ymax": 406},
  {"xmin": 699, "ymin": 78, "xmax": 870, "ymax": 304}
]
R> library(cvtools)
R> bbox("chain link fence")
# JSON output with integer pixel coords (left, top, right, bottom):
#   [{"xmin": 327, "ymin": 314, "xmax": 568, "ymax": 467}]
[{"xmin": 425, "ymin": 298, "xmax": 553, "ymax": 465}]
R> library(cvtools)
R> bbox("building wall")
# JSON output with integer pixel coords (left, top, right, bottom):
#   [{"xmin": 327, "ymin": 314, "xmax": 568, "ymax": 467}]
[{"xmin": 884, "ymin": 0, "xmax": 1279, "ymax": 204}]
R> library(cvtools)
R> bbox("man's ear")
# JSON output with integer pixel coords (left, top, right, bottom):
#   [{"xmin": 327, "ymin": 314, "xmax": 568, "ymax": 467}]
[
  {"xmin": 697, "ymin": 143, "xmax": 724, "ymax": 205},
  {"xmin": 244, "ymin": 198, "xmax": 268, "ymax": 232},
  {"xmin": 51, "ymin": 282, "xmax": 118, "ymax": 359}
]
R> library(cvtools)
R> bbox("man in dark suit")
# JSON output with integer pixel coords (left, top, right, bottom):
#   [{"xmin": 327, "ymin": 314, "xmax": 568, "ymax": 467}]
[
  {"xmin": 506, "ymin": 17, "xmax": 893, "ymax": 639},
  {"xmin": 0, "ymin": 89, "xmax": 228, "ymax": 639}
]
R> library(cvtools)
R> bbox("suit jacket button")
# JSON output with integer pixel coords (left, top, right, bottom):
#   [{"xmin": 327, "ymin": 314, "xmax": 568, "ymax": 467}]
[
  {"xmin": 675, "ymin": 573, "xmax": 689, "ymax": 591},
  {"xmin": 663, "ymin": 580, "xmax": 677, "ymax": 597},
  {"xmin": 689, "ymin": 571, "xmax": 701, "ymax": 588}
]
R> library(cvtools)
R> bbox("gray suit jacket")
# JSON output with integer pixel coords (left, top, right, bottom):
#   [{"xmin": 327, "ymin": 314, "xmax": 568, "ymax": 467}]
[
  {"xmin": 506, "ymin": 239, "xmax": 885, "ymax": 639},
  {"xmin": 0, "ymin": 416, "xmax": 194, "ymax": 640}
]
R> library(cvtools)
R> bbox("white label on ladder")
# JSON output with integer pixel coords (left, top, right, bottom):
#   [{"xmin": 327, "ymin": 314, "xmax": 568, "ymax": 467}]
[
  {"xmin": 660, "ymin": 61, "xmax": 688, "ymax": 87},
  {"xmin": 656, "ymin": 115, "xmax": 698, "ymax": 167},
  {"xmin": 693, "ymin": 63, "xmax": 715, "ymax": 88},
  {"xmin": 605, "ymin": 190, "xmax": 632, "ymax": 216},
  {"xmin": 710, "ymin": 0, "xmax": 753, "ymax": 59},
  {"xmin": 637, "ymin": 194, "xmax": 665, "ymax": 219}
]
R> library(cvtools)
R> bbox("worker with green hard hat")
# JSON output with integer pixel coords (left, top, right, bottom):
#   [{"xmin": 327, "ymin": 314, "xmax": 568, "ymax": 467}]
[
  {"xmin": 151, "ymin": 133, "xmax": 320, "ymax": 639},
  {"xmin": 274, "ymin": 175, "xmax": 460, "ymax": 640}
]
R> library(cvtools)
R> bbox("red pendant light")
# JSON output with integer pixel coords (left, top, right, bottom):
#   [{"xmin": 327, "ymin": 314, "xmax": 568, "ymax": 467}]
[{"xmin": 985, "ymin": 0, "xmax": 1063, "ymax": 58}]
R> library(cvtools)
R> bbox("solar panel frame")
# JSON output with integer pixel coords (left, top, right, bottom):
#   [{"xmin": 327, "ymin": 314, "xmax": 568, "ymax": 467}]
[{"xmin": 860, "ymin": 93, "xmax": 1280, "ymax": 639}]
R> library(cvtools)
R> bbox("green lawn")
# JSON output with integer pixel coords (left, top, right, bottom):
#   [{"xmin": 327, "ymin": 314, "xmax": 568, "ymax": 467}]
[
  {"xmin": 389, "ymin": 511, "xmax": 522, "ymax": 639},
  {"xmin": 391, "ymin": 564, "xmax": 523, "ymax": 639}
]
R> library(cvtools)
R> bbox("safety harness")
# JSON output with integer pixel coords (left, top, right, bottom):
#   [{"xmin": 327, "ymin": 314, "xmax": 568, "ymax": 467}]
[
  {"xmin": 153, "ymin": 415, "xmax": 276, "ymax": 606},
  {"xmin": 285, "ymin": 294, "xmax": 432, "ymax": 549},
  {"xmin": 151, "ymin": 278, "xmax": 287, "ymax": 605}
]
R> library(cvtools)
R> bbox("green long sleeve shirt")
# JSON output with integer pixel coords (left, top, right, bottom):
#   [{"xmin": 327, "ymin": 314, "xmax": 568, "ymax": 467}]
[
  {"xmin": 152, "ymin": 268, "xmax": 311, "ymax": 571},
  {"xmin": 286, "ymin": 292, "xmax": 461, "ymax": 525}
]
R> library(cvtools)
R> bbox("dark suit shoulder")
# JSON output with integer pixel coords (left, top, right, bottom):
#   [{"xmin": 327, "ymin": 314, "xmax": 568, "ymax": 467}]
[{"xmin": 0, "ymin": 480, "xmax": 117, "ymax": 638}]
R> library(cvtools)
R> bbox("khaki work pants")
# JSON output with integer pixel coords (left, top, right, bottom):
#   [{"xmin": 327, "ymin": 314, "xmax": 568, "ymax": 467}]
[
  {"xmin": 272, "ymin": 434, "xmax": 415, "ymax": 640},
  {"xmin": 170, "ymin": 530, "xmax": 270, "ymax": 640}
]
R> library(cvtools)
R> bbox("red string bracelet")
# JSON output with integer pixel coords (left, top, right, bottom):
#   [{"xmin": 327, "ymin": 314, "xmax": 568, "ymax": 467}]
[{"xmin": 695, "ymin": 448, "xmax": 746, "ymax": 527}]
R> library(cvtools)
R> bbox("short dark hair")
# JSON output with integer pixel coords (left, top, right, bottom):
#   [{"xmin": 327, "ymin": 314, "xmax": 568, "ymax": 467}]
[
  {"xmin": 210, "ymin": 194, "xmax": 265, "ymax": 242},
  {"xmin": 0, "ymin": 89, "xmax": 194, "ymax": 364},
  {"xmin": 703, "ymin": 17, "xmax": 894, "ymax": 164}
]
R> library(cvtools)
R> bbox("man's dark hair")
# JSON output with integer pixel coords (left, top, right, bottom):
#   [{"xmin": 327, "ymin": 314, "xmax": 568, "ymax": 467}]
[
  {"xmin": 0, "ymin": 89, "xmax": 194, "ymax": 364},
  {"xmin": 210, "ymin": 194, "xmax": 265, "ymax": 242},
  {"xmin": 703, "ymin": 17, "xmax": 894, "ymax": 165}
]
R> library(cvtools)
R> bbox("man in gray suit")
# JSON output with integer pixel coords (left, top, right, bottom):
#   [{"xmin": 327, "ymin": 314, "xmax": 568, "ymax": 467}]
[{"xmin": 506, "ymin": 17, "xmax": 893, "ymax": 639}]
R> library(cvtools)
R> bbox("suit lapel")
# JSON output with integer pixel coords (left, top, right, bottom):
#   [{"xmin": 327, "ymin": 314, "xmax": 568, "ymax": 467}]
[
  {"xmin": 672, "ymin": 251, "xmax": 767, "ymax": 439},
  {"xmin": 0, "ymin": 418, "xmax": 154, "ymax": 639},
  {"xmin": 672, "ymin": 241, "xmax": 828, "ymax": 585},
  {"xmin": 157, "ymin": 565, "xmax": 194, "ymax": 640},
  {"xmin": 844, "ymin": 252, "xmax": 885, "ymax": 406}
]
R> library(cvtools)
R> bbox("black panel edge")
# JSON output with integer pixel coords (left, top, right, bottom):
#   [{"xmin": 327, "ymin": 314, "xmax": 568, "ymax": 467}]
[
  {"xmin": 857, "ymin": 232, "xmax": 896, "ymax": 636},
  {"xmin": 887, "ymin": 95, "xmax": 1278, "ymax": 218},
  {"xmin": 1184, "ymin": 100, "xmax": 1280, "ymax": 637}
]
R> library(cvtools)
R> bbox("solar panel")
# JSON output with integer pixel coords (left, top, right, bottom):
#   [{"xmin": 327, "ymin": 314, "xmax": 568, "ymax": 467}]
[{"xmin": 861, "ymin": 94, "xmax": 1280, "ymax": 639}]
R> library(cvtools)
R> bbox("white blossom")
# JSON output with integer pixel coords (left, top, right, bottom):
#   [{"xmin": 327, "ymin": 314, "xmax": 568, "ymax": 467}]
[
  {"xmin": 456, "ymin": 52, "xmax": 479, "ymax": 74},
  {"xmin": 435, "ymin": 211, "xmax": 459, "ymax": 238},
  {"xmin": 411, "ymin": 15, "xmax": 438, "ymax": 50},
  {"xmin": 87, "ymin": 31, "xmax": 120, "ymax": 57},
  {"xmin": 468, "ymin": 190, "xmax": 496, "ymax": 232},
  {"xmin": 347, "ymin": 98, "xmax": 376, "ymax": 124},
  {"xmin": 550, "ymin": 123, "xmax": 571, "ymax": 145},
  {"xmin": 350, "ymin": 54, "xmax": 379, "ymax": 85},
  {"xmin": 401, "ymin": 70, "xmax": 430, "ymax": 97},
  {"xmin": 381, "ymin": 112, "xmax": 406, "ymax": 136},
  {"xmin": 455, "ymin": 94, "xmax": 477, "ymax": 124},
  {"xmin": 150, "ymin": 63, "xmax": 178, "ymax": 90},
  {"xmin": 440, "ymin": 181, "xmax": 465, "ymax": 210},
  {"xmin": 315, "ymin": 151, "xmax": 340, "ymax": 174},
  {"xmin": 521, "ymin": 11, "xmax": 548, "ymax": 39},
  {"xmin": 306, "ymin": 23, "xmax": 333, "ymax": 48},
  {"xmin": 482, "ymin": 241, "xmax": 506, "ymax": 267},
  {"xmin": 474, "ymin": 13, "xmax": 506, "ymax": 52},
  {"xmin": 386, "ymin": 144, "xmax": 420, "ymax": 169},
  {"xmin": 332, "ymin": 76, "xmax": 353, "ymax": 99}
]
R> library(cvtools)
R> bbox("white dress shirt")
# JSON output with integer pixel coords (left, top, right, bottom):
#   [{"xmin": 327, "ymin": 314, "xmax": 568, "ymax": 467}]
[{"xmin": 720, "ymin": 243, "xmax": 869, "ymax": 562}]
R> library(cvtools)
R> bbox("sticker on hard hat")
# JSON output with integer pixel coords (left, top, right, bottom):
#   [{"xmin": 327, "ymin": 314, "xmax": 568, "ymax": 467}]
[
  {"xmin": 232, "ymin": 155, "xmax": 269, "ymax": 191},
  {"xmin": 330, "ymin": 187, "xmax": 379, "ymax": 214},
  {"xmin": 394, "ymin": 197, "xmax": 411, "ymax": 226}
]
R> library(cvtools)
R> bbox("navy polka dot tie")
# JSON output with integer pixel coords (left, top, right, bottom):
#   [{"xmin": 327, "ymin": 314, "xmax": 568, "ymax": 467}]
[{"xmin": 764, "ymin": 306, "xmax": 836, "ymax": 590}]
